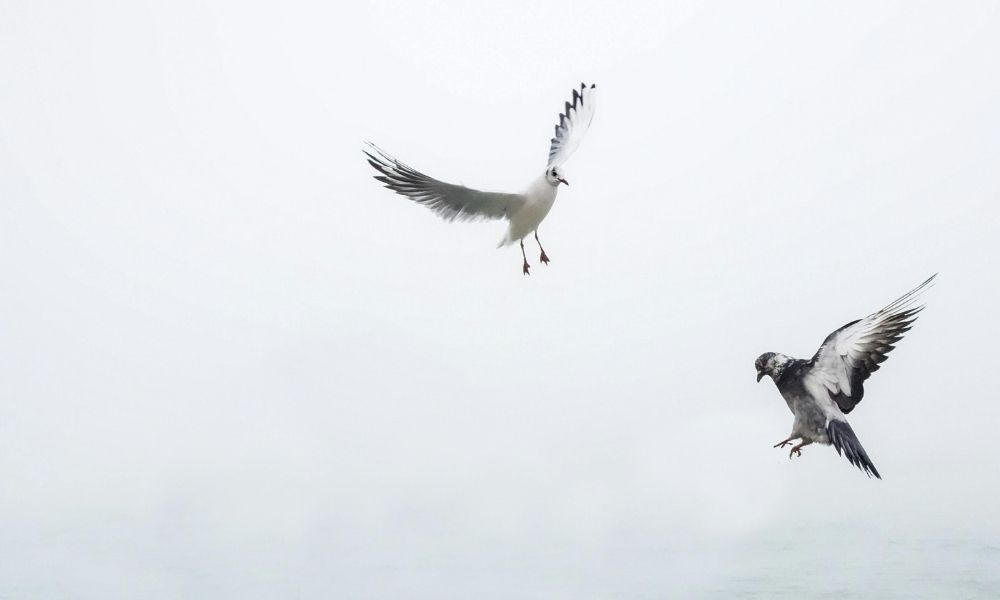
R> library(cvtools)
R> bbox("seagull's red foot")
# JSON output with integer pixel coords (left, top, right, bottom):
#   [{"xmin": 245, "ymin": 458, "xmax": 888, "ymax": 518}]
[
  {"xmin": 539, "ymin": 251, "xmax": 550, "ymax": 265},
  {"xmin": 523, "ymin": 261, "xmax": 531, "ymax": 276}
]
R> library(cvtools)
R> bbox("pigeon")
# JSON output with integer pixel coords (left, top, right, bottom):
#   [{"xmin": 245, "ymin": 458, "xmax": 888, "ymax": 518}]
[
  {"xmin": 364, "ymin": 83, "xmax": 597, "ymax": 275},
  {"xmin": 755, "ymin": 274, "xmax": 936, "ymax": 478}
]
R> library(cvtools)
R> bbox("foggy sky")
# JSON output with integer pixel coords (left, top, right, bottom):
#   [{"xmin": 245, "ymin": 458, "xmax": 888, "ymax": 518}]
[{"xmin": 2, "ymin": 1, "xmax": 999, "ymax": 598}]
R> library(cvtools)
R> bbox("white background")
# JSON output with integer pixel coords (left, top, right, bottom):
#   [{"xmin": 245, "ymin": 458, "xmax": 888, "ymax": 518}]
[{"xmin": 2, "ymin": 1, "xmax": 998, "ymax": 597}]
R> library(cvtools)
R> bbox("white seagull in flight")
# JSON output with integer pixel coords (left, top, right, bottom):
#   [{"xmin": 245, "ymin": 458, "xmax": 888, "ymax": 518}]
[{"xmin": 364, "ymin": 83, "xmax": 597, "ymax": 274}]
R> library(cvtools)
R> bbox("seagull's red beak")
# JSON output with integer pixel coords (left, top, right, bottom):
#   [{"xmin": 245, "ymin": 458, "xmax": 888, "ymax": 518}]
[{"xmin": 557, "ymin": 178, "xmax": 569, "ymax": 186}]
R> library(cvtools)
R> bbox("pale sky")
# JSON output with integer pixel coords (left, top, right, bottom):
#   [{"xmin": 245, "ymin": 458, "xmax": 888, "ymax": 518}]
[{"xmin": 2, "ymin": 1, "xmax": 999, "ymax": 598}]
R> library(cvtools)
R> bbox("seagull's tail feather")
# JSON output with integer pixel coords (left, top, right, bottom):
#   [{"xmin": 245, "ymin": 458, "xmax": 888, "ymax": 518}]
[
  {"xmin": 497, "ymin": 231, "xmax": 514, "ymax": 248},
  {"xmin": 827, "ymin": 420, "xmax": 881, "ymax": 479}
]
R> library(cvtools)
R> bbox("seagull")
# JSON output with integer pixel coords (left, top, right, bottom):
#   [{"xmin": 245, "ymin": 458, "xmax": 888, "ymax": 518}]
[
  {"xmin": 755, "ymin": 274, "xmax": 936, "ymax": 479},
  {"xmin": 364, "ymin": 83, "xmax": 597, "ymax": 275}
]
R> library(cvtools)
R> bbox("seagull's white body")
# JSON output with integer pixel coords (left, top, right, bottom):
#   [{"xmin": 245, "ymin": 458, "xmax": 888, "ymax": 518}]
[
  {"xmin": 364, "ymin": 83, "xmax": 596, "ymax": 274},
  {"xmin": 499, "ymin": 174, "xmax": 558, "ymax": 247}
]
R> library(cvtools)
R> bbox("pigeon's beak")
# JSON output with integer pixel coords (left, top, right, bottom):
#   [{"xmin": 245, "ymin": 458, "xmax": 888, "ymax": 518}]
[
  {"xmin": 756, "ymin": 371, "xmax": 764, "ymax": 382},
  {"xmin": 557, "ymin": 178, "xmax": 569, "ymax": 186}
]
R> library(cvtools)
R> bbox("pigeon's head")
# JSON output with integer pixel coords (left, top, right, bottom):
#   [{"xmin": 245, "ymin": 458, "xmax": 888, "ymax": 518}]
[
  {"xmin": 755, "ymin": 352, "xmax": 789, "ymax": 382},
  {"xmin": 546, "ymin": 166, "xmax": 568, "ymax": 187}
]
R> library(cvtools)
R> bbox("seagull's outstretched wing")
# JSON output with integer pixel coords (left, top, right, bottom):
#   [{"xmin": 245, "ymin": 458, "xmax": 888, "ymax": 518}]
[
  {"xmin": 547, "ymin": 83, "xmax": 597, "ymax": 168},
  {"xmin": 804, "ymin": 274, "xmax": 936, "ymax": 414},
  {"xmin": 364, "ymin": 143, "xmax": 525, "ymax": 222}
]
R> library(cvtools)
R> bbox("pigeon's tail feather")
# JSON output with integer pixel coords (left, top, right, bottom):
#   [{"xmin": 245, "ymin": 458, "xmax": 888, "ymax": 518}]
[{"xmin": 827, "ymin": 420, "xmax": 881, "ymax": 479}]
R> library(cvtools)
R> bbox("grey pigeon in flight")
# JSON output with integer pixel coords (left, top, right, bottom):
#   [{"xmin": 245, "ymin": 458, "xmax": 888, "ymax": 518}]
[
  {"xmin": 364, "ymin": 83, "xmax": 597, "ymax": 275},
  {"xmin": 755, "ymin": 275, "xmax": 936, "ymax": 478}
]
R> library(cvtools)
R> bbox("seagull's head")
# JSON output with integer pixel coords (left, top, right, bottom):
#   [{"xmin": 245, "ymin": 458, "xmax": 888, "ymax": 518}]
[
  {"xmin": 755, "ymin": 352, "xmax": 789, "ymax": 382},
  {"xmin": 546, "ymin": 166, "xmax": 568, "ymax": 187}
]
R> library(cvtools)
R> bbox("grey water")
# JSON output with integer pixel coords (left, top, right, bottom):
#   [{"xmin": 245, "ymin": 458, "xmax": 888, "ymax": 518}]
[
  {"xmin": 331, "ymin": 529, "xmax": 999, "ymax": 599},
  {"xmin": 3, "ymin": 521, "xmax": 997, "ymax": 598}
]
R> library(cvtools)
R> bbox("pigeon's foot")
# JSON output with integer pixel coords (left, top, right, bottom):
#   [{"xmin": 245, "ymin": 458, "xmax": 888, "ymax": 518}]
[
  {"xmin": 522, "ymin": 261, "xmax": 531, "ymax": 276},
  {"xmin": 539, "ymin": 250, "xmax": 550, "ymax": 265},
  {"xmin": 773, "ymin": 439, "xmax": 795, "ymax": 449},
  {"xmin": 788, "ymin": 440, "xmax": 811, "ymax": 459}
]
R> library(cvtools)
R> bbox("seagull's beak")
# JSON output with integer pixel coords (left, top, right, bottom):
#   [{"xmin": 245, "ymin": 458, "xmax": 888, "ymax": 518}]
[
  {"xmin": 557, "ymin": 178, "xmax": 569, "ymax": 186},
  {"xmin": 756, "ymin": 371, "xmax": 764, "ymax": 382}
]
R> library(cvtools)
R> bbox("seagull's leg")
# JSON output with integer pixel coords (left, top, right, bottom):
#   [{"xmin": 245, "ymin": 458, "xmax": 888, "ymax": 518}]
[
  {"xmin": 535, "ymin": 230, "xmax": 550, "ymax": 265},
  {"xmin": 520, "ymin": 239, "xmax": 531, "ymax": 276},
  {"xmin": 773, "ymin": 436, "xmax": 799, "ymax": 449},
  {"xmin": 789, "ymin": 439, "xmax": 812, "ymax": 459}
]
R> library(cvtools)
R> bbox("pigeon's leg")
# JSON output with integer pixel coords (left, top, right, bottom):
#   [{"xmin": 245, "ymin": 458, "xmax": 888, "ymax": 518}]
[
  {"xmin": 773, "ymin": 436, "xmax": 799, "ymax": 449},
  {"xmin": 520, "ymin": 239, "xmax": 531, "ymax": 275},
  {"xmin": 534, "ymin": 230, "xmax": 550, "ymax": 265},
  {"xmin": 789, "ymin": 439, "xmax": 812, "ymax": 459}
]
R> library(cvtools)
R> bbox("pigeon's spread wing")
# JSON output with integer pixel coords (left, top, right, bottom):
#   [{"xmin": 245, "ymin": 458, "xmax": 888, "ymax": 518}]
[
  {"xmin": 364, "ymin": 143, "xmax": 525, "ymax": 222},
  {"xmin": 827, "ymin": 419, "xmax": 881, "ymax": 479},
  {"xmin": 803, "ymin": 372, "xmax": 882, "ymax": 478},
  {"xmin": 804, "ymin": 274, "xmax": 935, "ymax": 414},
  {"xmin": 547, "ymin": 83, "xmax": 597, "ymax": 168}
]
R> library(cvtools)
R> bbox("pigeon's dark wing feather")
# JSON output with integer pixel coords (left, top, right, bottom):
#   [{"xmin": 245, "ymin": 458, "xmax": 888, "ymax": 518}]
[
  {"xmin": 804, "ymin": 275, "xmax": 935, "ymax": 414},
  {"xmin": 364, "ymin": 143, "xmax": 524, "ymax": 222},
  {"xmin": 827, "ymin": 419, "xmax": 881, "ymax": 478},
  {"xmin": 547, "ymin": 83, "xmax": 597, "ymax": 168}
]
